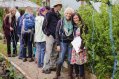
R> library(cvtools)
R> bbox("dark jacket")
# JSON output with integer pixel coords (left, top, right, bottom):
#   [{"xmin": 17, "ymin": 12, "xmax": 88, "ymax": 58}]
[
  {"xmin": 17, "ymin": 16, "xmax": 22, "ymax": 35},
  {"xmin": 42, "ymin": 8, "xmax": 61, "ymax": 38},
  {"xmin": 56, "ymin": 19, "xmax": 74, "ymax": 46},
  {"xmin": 73, "ymin": 24, "xmax": 88, "ymax": 49},
  {"xmin": 3, "ymin": 15, "xmax": 10, "ymax": 36}
]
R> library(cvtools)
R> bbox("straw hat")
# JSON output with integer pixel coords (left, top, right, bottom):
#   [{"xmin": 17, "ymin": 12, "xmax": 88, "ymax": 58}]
[{"xmin": 53, "ymin": 0, "xmax": 62, "ymax": 7}]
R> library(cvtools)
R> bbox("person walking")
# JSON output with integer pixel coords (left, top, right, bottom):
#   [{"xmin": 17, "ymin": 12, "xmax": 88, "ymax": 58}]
[
  {"xmin": 42, "ymin": 1, "xmax": 62, "ymax": 74},
  {"xmin": 34, "ymin": 7, "xmax": 47, "ymax": 68},
  {"xmin": 21, "ymin": 6, "xmax": 35, "ymax": 62},
  {"xmin": 53, "ymin": 7, "xmax": 74, "ymax": 79},
  {"xmin": 71, "ymin": 13, "xmax": 88, "ymax": 79}
]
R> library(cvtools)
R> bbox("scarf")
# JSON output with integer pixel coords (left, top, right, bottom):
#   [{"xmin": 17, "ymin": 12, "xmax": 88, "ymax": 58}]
[{"xmin": 63, "ymin": 17, "xmax": 73, "ymax": 36}]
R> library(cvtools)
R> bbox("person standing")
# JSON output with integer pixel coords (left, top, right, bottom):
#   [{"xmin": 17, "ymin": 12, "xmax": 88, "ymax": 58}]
[
  {"xmin": 17, "ymin": 9, "xmax": 25, "ymax": 59},
  {"xmin": 42, "ymin": 1, "xmax": 62, "ymax": 74},
  {"xmin": 3, "ymin": 8, "xmax": 18, "ymax": 57},
  {"xmin": 34, "ymin": 7, "xmax": 47, "ymax": 68},
  {"xmin": 53, "ymin": 7, "xmax": 74, "ymax": 79},
  {"xmin": 71, "ymin": 13, "xmax": 88, "ymax": 79},
  {"xmin": 21, "ymin": 6, "xmax": 35, "ymax": 62}
]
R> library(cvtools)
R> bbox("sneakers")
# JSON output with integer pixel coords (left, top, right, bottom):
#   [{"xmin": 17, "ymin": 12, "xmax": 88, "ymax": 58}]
[
  {"xmin": 28, "ymin": 58, "xmax": 34, "ymax": 62},
  {"xmin": 12, "ymin": 54, "xmax": 17, "ymax": 57},
  {"xmin": 42, "ymin": 69, "xmax": 51, "ymax": 74},
  {"xmin": 8, "ymin": 54, "xmax": 11, "ymax": 57},
  {"xmin": 23, "ymin": 58, "xmax": 27, "ymax": 62}
]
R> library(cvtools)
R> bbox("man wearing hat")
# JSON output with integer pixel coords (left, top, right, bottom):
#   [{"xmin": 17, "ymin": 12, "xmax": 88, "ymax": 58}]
[{"xmin": 42, "ymin": 0, "xmax": 62, "ymax": 74}]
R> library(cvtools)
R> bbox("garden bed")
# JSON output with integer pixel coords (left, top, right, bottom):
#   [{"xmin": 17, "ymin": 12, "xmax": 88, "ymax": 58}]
[{"xmin": 0, "ymin": 54, "xmax": 26, "ymax": 79}]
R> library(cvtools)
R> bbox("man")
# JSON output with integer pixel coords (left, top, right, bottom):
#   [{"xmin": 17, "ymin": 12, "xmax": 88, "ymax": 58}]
[{"xmin": 42, "ymin": 1, "xmax": 62, "ymax": 74}]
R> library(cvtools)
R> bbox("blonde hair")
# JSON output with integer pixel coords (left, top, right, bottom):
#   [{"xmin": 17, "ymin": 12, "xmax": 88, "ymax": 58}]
[{"xmin": 64, "ymin": 7, "xmax": 74, "ymax": 14}]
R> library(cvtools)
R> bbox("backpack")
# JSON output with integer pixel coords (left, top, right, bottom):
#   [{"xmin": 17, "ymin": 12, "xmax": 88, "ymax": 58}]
[
  {"xmin": 23, "ymin": 14, "xmax": 35, "ymax": 31},
  {"xmin": 19, "ymin": 13, "xmax": 35, "ymax": 32}
]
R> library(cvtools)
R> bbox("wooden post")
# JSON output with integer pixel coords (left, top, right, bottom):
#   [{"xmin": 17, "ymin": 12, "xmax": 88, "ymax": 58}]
[{"xmin": 36, "ymin": 0, "xmax": 40, "ymax": 5}]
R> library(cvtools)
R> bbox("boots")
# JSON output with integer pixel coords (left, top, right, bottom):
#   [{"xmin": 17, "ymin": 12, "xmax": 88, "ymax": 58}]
[
  {"xmin": 68, "ymin": 64, "xmax": 74, "ymax": 79},
  {"xmin": 80, "ymin": 76, "xmax": 85, "ymax": 79},
  {"xmin": 53, "ymin": 64, "xmax": 62, "ymax": 79}
]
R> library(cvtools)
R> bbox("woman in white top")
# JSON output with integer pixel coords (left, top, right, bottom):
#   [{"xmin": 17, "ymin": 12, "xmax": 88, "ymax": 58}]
[{"xmin": 34, "ymin": 7, "xmax": 47, "ymax": 67}]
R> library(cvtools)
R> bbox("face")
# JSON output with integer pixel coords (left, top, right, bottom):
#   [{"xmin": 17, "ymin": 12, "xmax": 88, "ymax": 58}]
[
  {"xmin": 57, "ymin": 5, "xmax": 62, "ymax": 11},
  {"xmin": 42, "ymin": 10, "xmax": 47, "ymax": 16},
  {"xmin": 73, "ymin": 15, "xmax": 80, "ymax": 24},
  {"xmin": 11, "ymin": 8, "xmax": 16, "ymax": 15},
  {"xmin": 65, "ymin": 11, "xmax": 72, "ymax": 20}
]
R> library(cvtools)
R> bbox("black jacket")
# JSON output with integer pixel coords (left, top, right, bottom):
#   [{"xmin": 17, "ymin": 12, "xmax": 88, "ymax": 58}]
[{"xmin": 42, "ymin": 8, "xmax": 61, "ymax": 38}]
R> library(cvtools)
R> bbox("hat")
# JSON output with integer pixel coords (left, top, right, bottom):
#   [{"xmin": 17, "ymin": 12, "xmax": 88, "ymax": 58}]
[{"xmin": 53, "ymin": 0, "xmax": 62, "ymax": 7}]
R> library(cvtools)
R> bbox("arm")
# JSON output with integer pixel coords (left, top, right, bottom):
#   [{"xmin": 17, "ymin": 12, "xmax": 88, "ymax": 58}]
[
  {"xmin": 56, "ymin": 20, "xmax": 61, "ymax": 46},
  {"xmin": 42, "ymin": 12, "xmax": 51, "ymax": 35}
]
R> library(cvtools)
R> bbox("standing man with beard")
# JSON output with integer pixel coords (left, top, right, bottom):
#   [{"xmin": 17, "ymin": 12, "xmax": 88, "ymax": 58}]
[{"xmin": 42, "ymin": 0, "xmax": 62, "ymax": 74}]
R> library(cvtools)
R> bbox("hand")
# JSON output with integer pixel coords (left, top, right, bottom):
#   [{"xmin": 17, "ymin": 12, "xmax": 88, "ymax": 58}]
[
  {"xmin": 57, "ymin": 46, "xmax": 60, "ymax": 52},
  {"xmin": 10, "ymin": 27, "xmax": 14, "ymax": 31}
]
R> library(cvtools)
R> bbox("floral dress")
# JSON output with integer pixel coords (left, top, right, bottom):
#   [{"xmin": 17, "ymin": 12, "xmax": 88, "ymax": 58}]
[{"xmin": 71, "ymin": 27, "xmax": 87, "ymax": 65}]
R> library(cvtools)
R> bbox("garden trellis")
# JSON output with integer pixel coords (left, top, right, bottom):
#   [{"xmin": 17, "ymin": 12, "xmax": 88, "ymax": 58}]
[{"xmin": 88, "ymin": 0, "xmax": 118, "ymax": 78}]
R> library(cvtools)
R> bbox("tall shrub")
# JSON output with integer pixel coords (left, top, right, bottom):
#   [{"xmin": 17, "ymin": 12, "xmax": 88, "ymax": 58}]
[{"xmin": 78, "ymin": 3, "xmax": 119, "ymax": 79}]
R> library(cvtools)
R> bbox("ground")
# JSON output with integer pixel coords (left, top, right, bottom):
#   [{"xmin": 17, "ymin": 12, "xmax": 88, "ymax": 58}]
[{"xmin": 0, "ymin": 39, "xmax": 96, "ymax": 79}]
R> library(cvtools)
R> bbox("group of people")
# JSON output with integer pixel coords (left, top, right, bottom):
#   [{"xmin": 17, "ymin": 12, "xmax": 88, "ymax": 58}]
[{"xmin": 2, "ymin": 1, "xmax": 88, "ymax": 79}]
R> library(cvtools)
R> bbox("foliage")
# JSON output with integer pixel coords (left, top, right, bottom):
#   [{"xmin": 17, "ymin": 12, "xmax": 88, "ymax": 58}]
[
  {"xmin": 78, "ymin": 3, "xmax": 119, "ymax": 79},
  {"xmin": 0, "ymin": 8, "xmax": 4, "ymax": 32}
]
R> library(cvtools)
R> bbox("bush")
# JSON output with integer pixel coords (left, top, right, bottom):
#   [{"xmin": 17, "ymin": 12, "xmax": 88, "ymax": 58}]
[{"xmin": 78, "ymin": 3, "xmax": 119, "ymax": 79}]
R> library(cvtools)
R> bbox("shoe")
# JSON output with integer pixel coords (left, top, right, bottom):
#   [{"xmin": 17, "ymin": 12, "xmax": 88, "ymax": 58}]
[
  {"xmin": 12, "ymin": 54, "xmax": 17, "ymax": 57},
  {"xmin": 42, "ymin": 69, "xmax": 51, "ymax": 74},
  {"xmin": 18, "ymin": 57, "xmax": 23, "ymax": 59},
  {"xmin": 75, "ymin": 76, "xmax": 80, "ymax": 79},
  {"xmin": 68, "ymin": 64, "xmax": 74, "ymax": 79},
  {"xmin": 23, "ymin": 58, "xmax": 27, "ymax": 62},
  {"xmin": 8, "ymin": 54, "xmax": 11, "ymax": 57},
  {"xmin": 29, "ymin": 58, "xmax": 34, "ymax": 62},
  {"xmin": 50, "ymin": 67, "xmax": 56, "ymax": 71},
  {"xmin": 38, "ymin": 64, "xmax": 43, "ymax": 68},
  {"xmin": 53, "ymin": 64, "xmax": 62, "ymax": 79}
]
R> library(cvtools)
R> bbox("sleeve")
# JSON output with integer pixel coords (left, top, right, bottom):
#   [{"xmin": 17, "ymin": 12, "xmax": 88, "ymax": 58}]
[
  {"xmin": 3, "ymin": 15, "xmax": 11, "ymax": 30},
  {"xmin": 56, "ymin": 20, "xmax": 61, "ymax": 46},
  {"xmin": 42, "ymin": 12, "xmax": 51, "ymax": 35}
]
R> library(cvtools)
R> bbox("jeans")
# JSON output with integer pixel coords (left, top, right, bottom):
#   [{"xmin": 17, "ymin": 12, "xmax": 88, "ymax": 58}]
[
  {"xmin": 36, "ymin": 42, "xmax": 46, "ymax": 67},
  {"xmin": 18, "ymin": 35, "xmax": 23, "ymax": 58},
  {"xmin": 57, "ymin": 42, "xmax": 72, "ymax": 65},
  {"xmin": 22, "ymin": 32, "xmax": 33, "ymax": 58},
  {"xmin": 74, "ymin": 64, "xmax": 84, "ymax": 77}
]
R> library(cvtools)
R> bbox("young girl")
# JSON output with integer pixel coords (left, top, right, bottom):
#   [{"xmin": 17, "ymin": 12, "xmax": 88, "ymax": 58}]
[
  {"xmin": 34, "ymin": 7, "xmax": 47, "ymax": 67},
  {"xmin": 71, "ymin": 13, "xmax": 88, "ymax": 79}
]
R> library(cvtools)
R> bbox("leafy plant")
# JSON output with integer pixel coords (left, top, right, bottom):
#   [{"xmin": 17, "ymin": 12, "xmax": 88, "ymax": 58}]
[{"xmin": 78, "ymin": 3, "xmax": 119, "ymax": 79}]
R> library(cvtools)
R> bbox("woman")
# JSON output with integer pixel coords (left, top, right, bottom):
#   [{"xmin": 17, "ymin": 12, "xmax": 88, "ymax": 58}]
[
  {"xmin": 54, "ymin": 7, "xmax": 74, "ymax": 79},
  {"xmin": 3, "ymin": 8, "xmax": 18, "ymax": 57},
  {"xmin": 71, "ymin": 13, "xmax": 88, "ymax": 79},
  {"xmin": 34, "ymin": 7, "xmax": 47, "ymax": 67}
]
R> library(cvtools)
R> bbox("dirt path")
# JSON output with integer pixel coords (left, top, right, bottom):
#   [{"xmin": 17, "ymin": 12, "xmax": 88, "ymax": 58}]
[{"xmin": 8, "ymin": 57, "xmax": 68, "ymax": 79}]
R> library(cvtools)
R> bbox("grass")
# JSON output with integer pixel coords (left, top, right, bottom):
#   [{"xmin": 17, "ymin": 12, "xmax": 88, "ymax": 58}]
[{"xmin": 0, "ymin": 40, "xmax": 7, "ymax": 56}]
